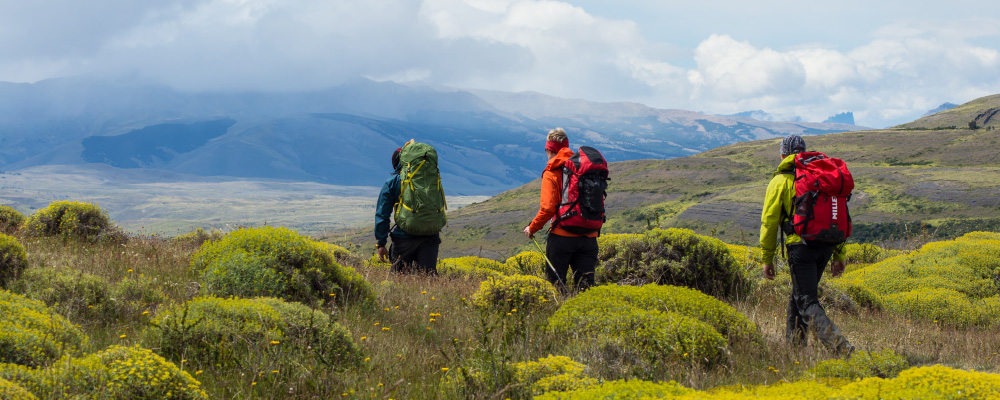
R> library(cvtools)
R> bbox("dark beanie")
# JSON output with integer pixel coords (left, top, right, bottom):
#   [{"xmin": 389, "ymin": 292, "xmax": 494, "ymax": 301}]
[
  {"xmin": 391, "ymin": 147, "xmax": 402, "ymax": 171},
  {"xmin": 781, "ymin": 134, "xmax": 806, "ymax": 156}
]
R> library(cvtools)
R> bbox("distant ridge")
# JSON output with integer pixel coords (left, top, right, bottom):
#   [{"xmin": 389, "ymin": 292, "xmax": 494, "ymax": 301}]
[{"xmin": 922, "ymin": 102, "xmax": 959, "ymax": 117}]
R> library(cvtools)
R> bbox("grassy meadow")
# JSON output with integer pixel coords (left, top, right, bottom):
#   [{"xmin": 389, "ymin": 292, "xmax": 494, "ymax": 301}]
[{"xmin": 1, "ymin": 200, "xmax": 999, "ymax": 398}]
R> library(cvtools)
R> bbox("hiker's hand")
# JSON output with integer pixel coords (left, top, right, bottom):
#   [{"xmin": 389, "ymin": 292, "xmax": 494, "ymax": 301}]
[
  {"xmin": 762, "ymin": 264, "xmax": 776, "ymax": 280},
  {"xmin": 522, "ymin": 226, "xmax": 533, "ymax": 238},
  {"xmin": 831, "ymin": 261, "xmax": 846, "ymax": 277},
  {"xmin": 377, "ymin": 246, "xmax": 388, "ymax": 262}
]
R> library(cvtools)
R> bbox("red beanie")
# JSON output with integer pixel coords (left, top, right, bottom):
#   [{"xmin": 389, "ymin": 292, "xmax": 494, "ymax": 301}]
[{"xmin": 545, "ymin": 139, "xmax": 568, "ymax": 153}]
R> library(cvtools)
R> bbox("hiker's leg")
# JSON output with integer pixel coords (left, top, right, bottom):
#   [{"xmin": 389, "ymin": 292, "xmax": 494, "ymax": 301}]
[
  {"xmin": 389, "ymin": 236, "xmax": 420, "ymax": 273},
  {"xmin": 545, "ymin": 233, "xmax": 572, "ymax": 291},
  {"xmin": 789, "ymin": 244, "xmax": 851, "ymax": 353},
  {"xmin": 568, "ymin": 236, "xmax": 598, "ymax": 291},
  {"xmin": 786, "ymin": 245, "xmax": 808, "ymax": 345},
  {"xmin": 412, "ymin": 234, "xmax": 441, "ymax": 275}
]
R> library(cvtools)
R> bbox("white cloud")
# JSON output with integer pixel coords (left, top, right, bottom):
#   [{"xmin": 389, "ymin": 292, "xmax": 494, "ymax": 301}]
[{"xmin": 0, "ymin": 0, "xmax": 998, "ymax": 127}]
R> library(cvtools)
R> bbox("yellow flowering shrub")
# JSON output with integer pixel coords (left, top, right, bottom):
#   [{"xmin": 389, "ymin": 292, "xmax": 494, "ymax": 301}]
[
  {"xmin": 147, "ymin": 296, "xmax": 361, "ymax": 370},
  {"xmin": 548, "ymin": 284, "xmax": 755, "ymax": 365},
  {"xmin": 809, "ymin": 349, "xmax": 908, "ymax": 379},
  {"xmin": 537, "ymin": 365, "xmax": 1000, "ymax": 399},
  {"xmin": 596, "ymin": 228, "xmax": 752, "ymax": 299},
  {"xmin": 191, "ymin": 226, "xmax": 373, "ymax": 305},
  {"xmin": 438, "ymin": 256, "xmax": 510, "ymax": 279},
  {"xmin": 23, "ymin": 201, "xmax": 117, "ymax": 241},
  {"xmin": 0, "ymin": 290, "xmax": 87, "ymax": 367},
  {"xmin": 838, "ymin": 364, "xmax": 1000, "ymax": 399},
  {"xmin": 513, "ymin": 355, "xmax": 598, "ymax": 395},
  {"xmin": 0, "ymin": 376, "xmax": 35, "ymax": 400},
  {"xmin": 0, "ymin": 206, "xmax": 25, "ymax": 235},
  {"xmin": 504, "ymin": 251, "xmax": 547, "ymax": 276},
  {"xmin": 9, "ymin": 269, "xmax": 166, "ymax": 324},
  {"xmin": 0, "ymin": 235, "xmax": 27, "ymax": 287},
  {"xmin": 0, "ymin": 345, "xmax": 208, "ymax": 399},
  {"xmin": 535, "ymin": 379, "xmax": 692, "ymax": 399},
  {"xmin": 830, "ymin": 232, "xmax": 1000, "ymax": 327},
  {"xmin": 472, "ymin": 274, "xmax": 557, "ymax": 313}
]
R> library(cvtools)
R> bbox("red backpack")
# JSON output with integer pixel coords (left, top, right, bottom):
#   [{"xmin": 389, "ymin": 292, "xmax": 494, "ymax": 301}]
[
  {"xmin": 783, "ymin": 152, "xmax": 853, "ymax": 244},
  {"xmin": 554, "ymin": 146, "xmax": 609, "ymax": 234}
]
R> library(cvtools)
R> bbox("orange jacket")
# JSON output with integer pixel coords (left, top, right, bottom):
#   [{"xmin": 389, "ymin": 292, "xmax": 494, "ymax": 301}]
[{"xmin": 528, "ymin": 147, "xmax": 598, "ymax": 238}]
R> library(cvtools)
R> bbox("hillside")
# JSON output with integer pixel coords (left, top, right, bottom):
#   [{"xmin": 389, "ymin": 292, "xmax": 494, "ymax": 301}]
[{"xmin": 332, "ymin": 94, "xmax": 1000, "ymax": 258}]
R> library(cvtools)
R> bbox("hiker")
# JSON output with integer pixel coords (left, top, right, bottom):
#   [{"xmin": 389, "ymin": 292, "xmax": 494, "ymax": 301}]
[
  {"xmin": 523, "ymin": 128, "xmax": 606, "ymax": 292},
  {"xmin": 375, "ymin": 140, "xmax": 445, "ymax": 274},
  {"xmin": 760, "ymin": 134, "xmax": 854, "ymax": 355}
]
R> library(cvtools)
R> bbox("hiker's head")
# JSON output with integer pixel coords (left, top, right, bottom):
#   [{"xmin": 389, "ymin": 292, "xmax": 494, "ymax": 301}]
[
  {"xmin": 545, "ymin": 127, "xmax": 569, "ymax": 159},
  {"xmin": 391, "ymin": 147, "xmax": 402, "ymax": 171},
  {"xmin": 780, "ymin": 134, "xmax": 806, "ymax": 158}
]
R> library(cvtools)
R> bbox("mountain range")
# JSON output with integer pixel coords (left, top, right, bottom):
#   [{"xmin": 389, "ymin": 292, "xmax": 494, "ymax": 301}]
[{"xmin": 0, "ymin": 77, "xmax": 867, "ymax": 195}]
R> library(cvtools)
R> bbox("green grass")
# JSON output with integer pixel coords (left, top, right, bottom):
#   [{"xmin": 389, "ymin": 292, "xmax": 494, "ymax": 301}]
[{"xmin": 3, "ymin": 230, "xmax": 1000, "ymax": 399}]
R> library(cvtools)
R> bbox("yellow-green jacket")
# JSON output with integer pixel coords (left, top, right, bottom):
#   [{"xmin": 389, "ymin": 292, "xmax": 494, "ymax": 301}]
[{"xmin": 759, "ymin": 154, "xmax": 847, "ymax": 264}]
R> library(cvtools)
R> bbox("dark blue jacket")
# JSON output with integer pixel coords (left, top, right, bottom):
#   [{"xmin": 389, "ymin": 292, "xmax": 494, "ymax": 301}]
[{"xmin": 375, "ymin": 172, "xmax": 410, "ymax": 247}]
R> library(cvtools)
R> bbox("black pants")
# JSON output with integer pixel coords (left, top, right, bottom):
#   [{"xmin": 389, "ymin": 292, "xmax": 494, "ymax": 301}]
[
  {"xmin": 786, "ymin": 243, "xmax": 851, "ymax": 352},
  {"xmin": 389, "ymin": 233, "xmax": 441, "ymax": 275},
  {"xmin": 545, "ymin": 233, "xmax": 598, "ymax": 292}
]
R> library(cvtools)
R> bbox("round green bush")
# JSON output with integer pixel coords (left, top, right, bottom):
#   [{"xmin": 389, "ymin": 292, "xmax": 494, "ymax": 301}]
[
  {"xmin": 8, "ymin": 269, "xmax": 166, "ymax": 324},
  {"xmin": 514, "ymin": 355, "xmax": 598, "ymax": 396},
  {"xmin": 0, "ymin": 345, "xmax": 208, "ymax": 400},
  {"xmin": 0, "ymin": 206, "xmax": 25, "ymax": 235},
  {"xmin": 438, "ymin": 256, "xmax": 510, "ymax": 280},
  {"xmin": 171, "ymin": 227, "xmax": 226, "ymax": 248},
  {"xmin": 23, "ymin": 201, "xmax": 117, "ymax": 241},
  {"xmin": 191, "ymin": 226, "xmax": 373, "ymax": 305},
  {"xmin": 0, "ymin": 290, "xmax": 88, "ymax": 367},
  {"xmin": 147, "ymin": 296, "xmax": 362, "ymax": 370},
  {"xmin": 0, "ymin": 235, "xmax": 27, "ymax": 287},
  {"xmin": 0, "ymin": 376, "xmax": 35, "ymax": 400},
  {"xmin": 810, "ymin": 349, "xmax": 908, "ymax": 380},
  {"xmin": 472, "ymin": 274, "xmax": 557, "ymax": 313},
  {"xmin": 548, "ymin": 284, "xmax": 758, "ymax": 366},
  {"xmin": 831, "ymin": 232, "xmax": 1000, "ymax": 327},
  {"xmin": 596, "ymin": 228, "xmax": 752, "ymax": 299},
  {"xmin": 505, "ymin": 251, "xmax": 546, "ymax": 276},
  {"xmin": 535, "ymin": 379, "xmax": 692, "ymax": 400}
]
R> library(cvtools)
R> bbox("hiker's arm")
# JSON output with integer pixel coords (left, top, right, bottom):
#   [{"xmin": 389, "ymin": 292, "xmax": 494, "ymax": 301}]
[
  {"xmin": 759, "ymin": 176, "xmax": 785, "ymax": 266},
  {"xmin": 374, "ymin": 176, "xmax": 398, "ymax": 248},
  {"xmin": 527, "ymin": 171, "xmax": 560, "ymax": 234},
  {"xmin": 830, "ymin": 243, "xmax": 848, "ymax": 277}
]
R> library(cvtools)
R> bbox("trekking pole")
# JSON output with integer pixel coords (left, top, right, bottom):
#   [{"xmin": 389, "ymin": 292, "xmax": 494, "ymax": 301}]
[{"xmin": 531, "ymin": 235, "xmax": 570, "ymax": 294}]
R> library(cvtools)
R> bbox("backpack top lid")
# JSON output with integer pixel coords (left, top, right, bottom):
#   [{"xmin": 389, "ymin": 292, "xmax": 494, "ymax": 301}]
[
  {"xmin": 566, "ymin": 146, "xmax": 608, "ymax": 175},
  {"xmin": 793, "ymin": 151, "xmax": 853, "ymax": 196}
]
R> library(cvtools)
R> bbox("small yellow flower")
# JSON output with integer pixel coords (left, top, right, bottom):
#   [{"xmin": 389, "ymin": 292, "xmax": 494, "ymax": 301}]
[
  {"xmin": 382, "ymin": 327, "xmax": 390, "ymax": 331},
  {"xmin": 127, "ymin": 269, "xmax": 133, "ymax": 273},
  {"xmin": 360, "ymin": 336, "xmax": 367, "ymax": 341},
  {"xmin": 252, "ymin": 382, "xmax": 257, "ymax": 386},
  {"xmin": 271, "ymin": 370, "xmax": 278, "ymax": 374},
  {"xmin": 384, "ymin": 308, "xmax": 390, "ymax": 311},
  {"xmin": 441, "ymin": 367, "xmax": 449, "ymax": 371},
  {"xmin": 431, "ymin": 297, "xmax": 436, "ymax": 300},
  {"xmin": 142, "ymin": 311, "xmax": 149, "ymax": 315},
  {"xmin": 270, "ymin": 340, "xmax": 280, "ymax": 345},
  {"xmin": 421, "ymin": 291, "xmax": 427, "ymax": 294},
  {"xmin": 329, "ymin": 293, "xmax": 336, "ymax": 297},
  {"xmin": 364, "ymin": 357, "xmax": 371, "ymax": 362},
  {"xmin": 181, "ymin": 359, "xmax": 187, "ymax": 363},
  {"xmin": 195, "ymin": 370, "xmax": 203, "ymax": 375},
  {"xmin": 378, "ymin": 383, "xmax": 384, "ymax": 387},
  {"xmin": 394, "ymin": 305, "xmax": 400, "ymax": 309},
  {"xmin": 119, "ymin": 334, "xmax": 127, "ymax": 339},
  {"xmin": 429, "ymin": 318, "xmax": 436, "ymax": 322},
  {"xmin": 374, "ymin": 322, "xmax": 380, "ymax": 326},
  {"xmin": 511, "ymin": 309, "xmax": 517, "ymax": 313}
]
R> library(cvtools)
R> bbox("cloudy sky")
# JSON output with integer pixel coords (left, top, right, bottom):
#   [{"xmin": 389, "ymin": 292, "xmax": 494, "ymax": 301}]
[{"xmin": 2, "ymin": 0, "xmax": 998, "ymax": 127}]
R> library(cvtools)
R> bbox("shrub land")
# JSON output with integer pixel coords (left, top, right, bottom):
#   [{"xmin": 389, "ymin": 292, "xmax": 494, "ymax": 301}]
[{"xmin": 0, "ymin": 219, "xmax": 998, "ymax": 399}]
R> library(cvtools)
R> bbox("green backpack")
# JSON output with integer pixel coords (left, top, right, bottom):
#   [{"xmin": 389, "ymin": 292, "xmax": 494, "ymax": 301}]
[{"xmin": 394, "ymin": 142, "xmax": 447, "ymax": 235}]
